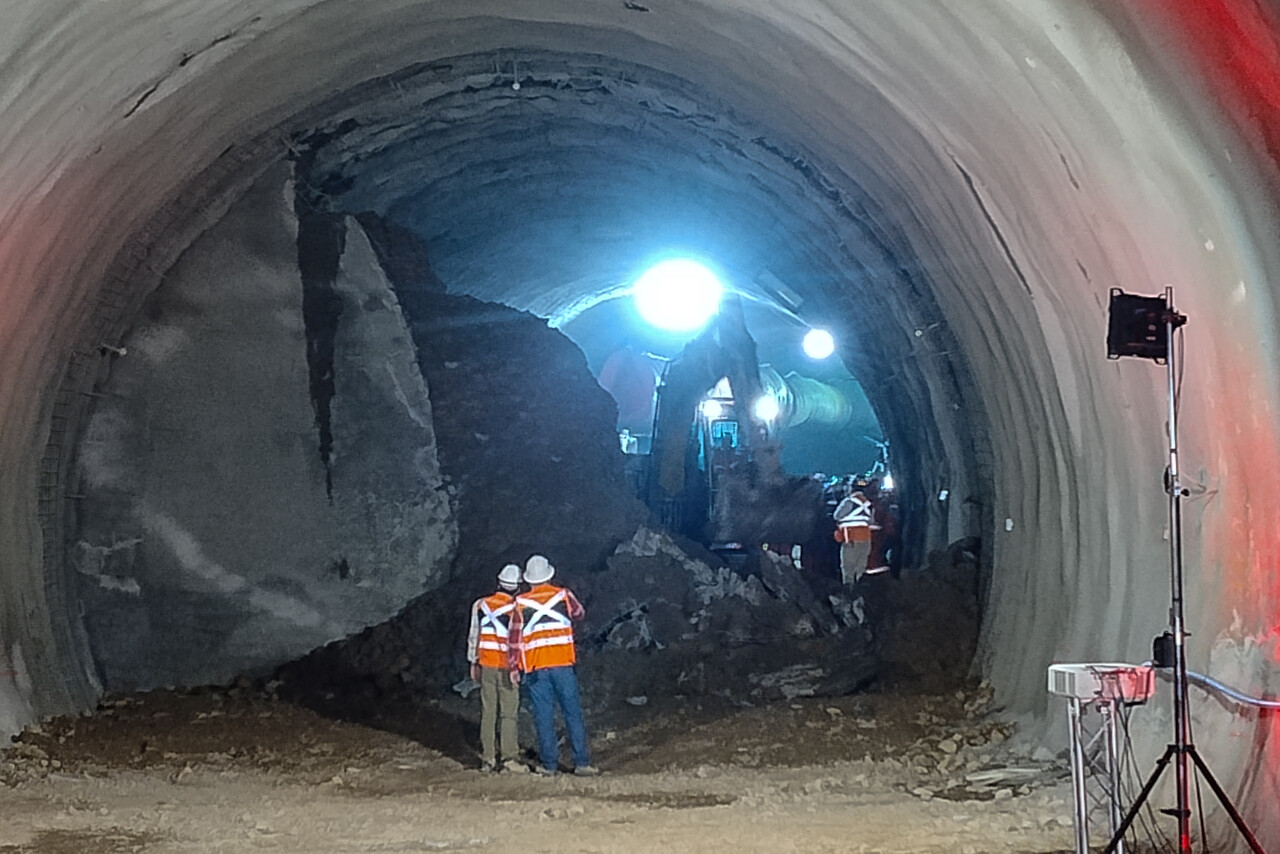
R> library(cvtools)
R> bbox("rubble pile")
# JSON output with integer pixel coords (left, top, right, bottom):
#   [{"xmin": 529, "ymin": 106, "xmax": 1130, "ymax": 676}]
[
  {"xmin": 871, "ymin": 537, "xmax": 983, "ymax": 693},
  {"xmin": 0, "ymin": 739, "xmax": 56, "ymax": 787},
  {"xmin": 572, "ymin": 528, "xmax": 875, "ymax": 711},
  {"xmin": 887, "ymin": 686, "xmax": 1069, "ymax": 802}
]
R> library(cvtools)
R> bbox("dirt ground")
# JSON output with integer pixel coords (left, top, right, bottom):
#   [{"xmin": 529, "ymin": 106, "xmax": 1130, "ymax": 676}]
[{"xmin": 0, "ymin": 680, "xmax": 1080, "ymax": 854}]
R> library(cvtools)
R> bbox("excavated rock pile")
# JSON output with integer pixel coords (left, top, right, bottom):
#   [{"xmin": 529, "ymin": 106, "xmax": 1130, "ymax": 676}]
[
  {"xmin": 572, "ymin": 528, "xmax": 874, "ymax": 713},
  {"xmin": 871, "ymin": 537, "xmax": 983, "ymax": 693}
]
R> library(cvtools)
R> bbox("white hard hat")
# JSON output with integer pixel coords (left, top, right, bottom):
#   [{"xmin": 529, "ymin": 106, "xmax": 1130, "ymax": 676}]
[
  {"xmin": 524, "ymin": 554, "xmax": 555, "ymax": 585},
  {"xmin": 497, "ymin": 564, "xmax": 521, "ymax": 586}
]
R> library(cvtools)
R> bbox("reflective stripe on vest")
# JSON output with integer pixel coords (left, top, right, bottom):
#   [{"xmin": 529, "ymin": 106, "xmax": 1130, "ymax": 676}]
[
  {"xmin": 836, "ymin": 493, "xmax": 874, "ymax": 527},
  {"xmin": 477, "ymin": 594, "xmax": 515, "ymax": 669},
  {"xmin": 517, "ymin": 588, "xmax": 576, "ymax": 671}
]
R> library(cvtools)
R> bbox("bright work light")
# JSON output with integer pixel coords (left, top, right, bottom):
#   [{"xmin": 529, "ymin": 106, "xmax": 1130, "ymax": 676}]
[
  {"xmin": 753, "ymin": 394, "xmax": 780, "ymax": 422},
  {"xmin": 803, "ymin": 328, "xmax": 835, "ymax": 359},
  {"xmin": 632, "ymin": 259, "xmax": 723, "ymax": 332}
]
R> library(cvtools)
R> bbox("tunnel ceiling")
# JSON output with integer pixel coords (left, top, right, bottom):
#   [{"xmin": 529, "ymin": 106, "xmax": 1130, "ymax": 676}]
[
  {"xmin": 294, "ymin": 48, "xmax": 893, "ymax": 326},
  {"xmin": 5, "ymin": 2, "xmax": 1280, "ymax": 834}
]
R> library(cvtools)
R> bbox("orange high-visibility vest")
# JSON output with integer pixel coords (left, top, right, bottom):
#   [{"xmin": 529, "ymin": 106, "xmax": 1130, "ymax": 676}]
[
  {"xmin": 516, "ymin": 585, "xmax": 577, "ymax": 671},
  {"xmin": 834, "ymin": 492, "xmax": 874, "ymax": 543},
  {"xmin": 475, "ymin": 592, "xmax": 517, "ymax": 669}
]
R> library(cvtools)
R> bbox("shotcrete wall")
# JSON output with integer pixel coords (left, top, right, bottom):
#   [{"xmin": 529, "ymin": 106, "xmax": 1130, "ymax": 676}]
[{"xmin": 1, "ymin": 0, "xmax": 1279, "ymax": 839}]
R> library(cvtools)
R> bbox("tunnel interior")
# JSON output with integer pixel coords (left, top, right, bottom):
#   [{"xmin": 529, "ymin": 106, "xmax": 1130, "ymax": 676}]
[
  {"xmin": 46, "ymin": 34, "xmax": 996, "ymax": 796},
  {"xmin": 290, "ymin": 41, "xmax": 990, "ymax": 566},
  {"xmin": 65, "ymin": 48, "xmax": 980, "ymax": 718},
  {"xmin": 4, "ymin": 1, "xmax": 1280, "ymax": 845},
  {"xmin": 298, "ymin": 49, "xmax": 899, "ymax": 476}
]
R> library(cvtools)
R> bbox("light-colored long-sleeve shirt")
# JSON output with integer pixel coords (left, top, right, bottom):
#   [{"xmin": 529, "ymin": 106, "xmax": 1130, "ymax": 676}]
[
  {"xmin": 466, "ymin": 592, "xmax": 520, "ymax": 672},
  {"xmin": 466, "ymin": 599, "xmax": 483, "ymax": 665}
]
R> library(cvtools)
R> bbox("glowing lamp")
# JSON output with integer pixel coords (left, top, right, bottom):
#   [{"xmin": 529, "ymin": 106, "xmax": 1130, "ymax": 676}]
[
  {"xmin": 700, "ymin": 398, "xmax": 725, "ymax": 420},
  {"xmin": 803, "ymin": 328, "xmax": 835, "ymax": 359},
  {"xmin": 882, "ymin": 472, "xmax": 895, "ymax": 491},
  {"xmin": 632, "ymin": 259, "xmax": 723, "ymax": 332},
  {"xmin": 753, "ymin": 394, "xmax": 780, "ymax": 422}
]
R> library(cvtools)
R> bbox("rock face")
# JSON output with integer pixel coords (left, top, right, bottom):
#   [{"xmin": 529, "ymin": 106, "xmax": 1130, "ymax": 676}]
[
  {"xmin": 329, "ymin": 221, "xmax": 457, "ymax": 592},
  {"xmin": 272, "ymin": 211, "xmax": 654, "ymax": 700},
  {"xmin": 69, "ymin": 169, "xmax": 457, "ymax": 691}
]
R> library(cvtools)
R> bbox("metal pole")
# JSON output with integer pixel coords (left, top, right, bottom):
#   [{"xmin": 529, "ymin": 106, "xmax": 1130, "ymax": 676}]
[
  {"xmin": 1164, "ymin": 285, "xmax": 1193, "ymax": 853},
  {"xmin": 1068, "ymin": 697, "xmax": 1090, "ymax": 854},
  {"xmin": 1102, "ymin": 289, "xmax": 1263, "ymax": 853},
  {"xmin": 1101, "ymin": 700, "xmax": 1126, "ymax": 854}
]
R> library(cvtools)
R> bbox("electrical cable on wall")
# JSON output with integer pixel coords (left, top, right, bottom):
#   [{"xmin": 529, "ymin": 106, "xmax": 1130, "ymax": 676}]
[{"xmin": 1146, "ymin": 664, "xmax": 1280, "ymax": 710}]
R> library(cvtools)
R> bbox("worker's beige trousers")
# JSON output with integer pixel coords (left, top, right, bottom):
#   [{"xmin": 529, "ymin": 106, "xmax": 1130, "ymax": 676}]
[
  {"xmin": 479, "ymin": 665, "xmax": 520, "ymax": 765},
  {"xmin": 840, "ymin": 540, "xmax": 871, "ymax": 585}
]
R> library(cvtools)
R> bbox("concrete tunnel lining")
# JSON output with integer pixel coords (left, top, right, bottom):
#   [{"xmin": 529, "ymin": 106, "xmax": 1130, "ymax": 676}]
[{"xmin": 2, "ymin": 0, "xmax": 1280, "ymax": 837}]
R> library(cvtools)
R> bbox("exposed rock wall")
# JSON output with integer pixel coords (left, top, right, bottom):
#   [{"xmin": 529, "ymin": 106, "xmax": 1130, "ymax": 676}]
[
  {"xmin": 69, "ymin": 168, "xmax": 456, "ymax": 690},
  {"xmin": 277, "ymin": 214, "xmax": 653, "ymax": 697}
]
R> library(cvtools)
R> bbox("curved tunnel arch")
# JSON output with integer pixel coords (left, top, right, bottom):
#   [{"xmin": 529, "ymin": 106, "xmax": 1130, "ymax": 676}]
[
  {"xmin": 3, "ymin": 0, "xmax": 1280, "ymax": 836},
  {"xmin": 287, "ymin": 35, "xmax": 996, "ymax": 589}
]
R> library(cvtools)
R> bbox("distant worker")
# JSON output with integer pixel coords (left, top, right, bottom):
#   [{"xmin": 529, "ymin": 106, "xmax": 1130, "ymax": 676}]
[
  {"xmin": 833, "ymin": 476, "xmax": 878, "ymax": 584},
  {"xmin": 866, "ymin": 480, "xmax": 898, "ymax": 576},
  {"xmin": 466, "ymin": 563, "xmax": 526, "ymax": 774},
  {"xmin": 510, "ymin": 555, "xmax": 599, "ymax": 777}
]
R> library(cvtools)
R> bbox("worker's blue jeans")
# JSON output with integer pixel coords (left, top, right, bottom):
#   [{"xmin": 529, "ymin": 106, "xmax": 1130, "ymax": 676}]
[{"xmin": 524, "ymin": 665, "xmax": 590, "ymax": 772}]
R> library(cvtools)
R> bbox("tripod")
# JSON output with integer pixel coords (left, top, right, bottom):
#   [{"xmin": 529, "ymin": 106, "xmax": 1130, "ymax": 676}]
[{"xmin": 1103, "ymin": 287, "xmax": 1264, "ymax": 854}]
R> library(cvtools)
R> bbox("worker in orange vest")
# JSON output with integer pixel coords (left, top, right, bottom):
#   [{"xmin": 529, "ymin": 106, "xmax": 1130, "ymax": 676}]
[
  {"xmin": 466, "ymin": 563, "xmax": 526, "ymax": 773},
  {"xmin": 866, "ymin": 479, "xmax": 896, "ymax": 577},
  {"xmin": 509, "ymin": 555, "xmax": 599, "ymax": 777},
  {"xmin": 833, "ymin": 476, "xmax": 878, "ymax": 584}
]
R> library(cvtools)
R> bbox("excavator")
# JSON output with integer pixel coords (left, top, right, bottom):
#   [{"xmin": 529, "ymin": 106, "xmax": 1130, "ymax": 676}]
[{"xmin": 643, "ymin": 295, "xmax": 824, "ymax": 552}]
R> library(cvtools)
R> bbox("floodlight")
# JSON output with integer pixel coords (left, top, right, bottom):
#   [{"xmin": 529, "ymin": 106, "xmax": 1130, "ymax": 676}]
[
  {"xmin": 632, "ymin": 259, "xmax": 723, "ymax": 332},
  {"xmin": 753, "ymin": 394, "xmax": 780, "ymax": 422},
  {"xmin": 699, "ymin": 398, "xmax": 725, "ymax": 420},
  {"xmin": 1106, "ymin": 288, "xmax": 1182, "ymax": 362},
  {"xmin": 802, "ymin": 328, "xmax": 835, "ymax": 359}
]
